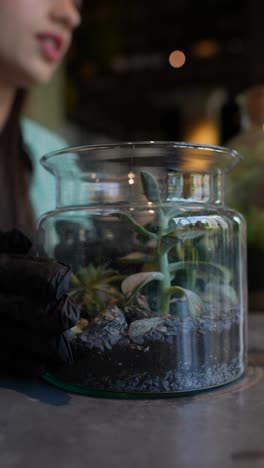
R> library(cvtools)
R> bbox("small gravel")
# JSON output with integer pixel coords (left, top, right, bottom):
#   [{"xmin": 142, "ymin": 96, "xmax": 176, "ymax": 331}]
[
  {"xmin": 55, "ymin": 306, "xmax": 243, "ymax": 395},
  {"xmin": 60, "ymin": 358, "xmax": 242, "ymax": 394}
]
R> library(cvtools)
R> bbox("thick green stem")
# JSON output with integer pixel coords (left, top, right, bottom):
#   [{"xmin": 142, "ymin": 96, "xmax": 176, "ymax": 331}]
[
  {"xmin": 158, "ymin": 209, "xmax": 171, "ymax": 316},
  {"xmin": 159, "ymin": 251, "xmax": 171, "ymax": 315}
]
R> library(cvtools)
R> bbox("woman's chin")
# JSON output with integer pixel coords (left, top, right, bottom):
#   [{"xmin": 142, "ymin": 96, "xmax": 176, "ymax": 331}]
[{"xmin": 18, "ymin": 63, "xmax": 60, "ymax": 88}]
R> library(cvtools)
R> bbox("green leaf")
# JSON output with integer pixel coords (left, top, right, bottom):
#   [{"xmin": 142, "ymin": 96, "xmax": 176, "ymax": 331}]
[
  {"xmin": 163, "ymin": 219, "xmax": 182, "ymax": 236},
  {"xmin": 116, "ymin": 213, "xmax": 158, "ymax": 241},
  {"xmin": 140, "ymin": 171, "xmax": 161, "ymax": 203},
  {"xmin": 159, "ymin": 235, "xmax": 181, "ymax": 255},
  {"xmin": 166, "ymin": 286, "xmax": 204, "ymax": 319},
  {"xmin": 121, "ymin": 271, "xmax": 164, "ymax": 302},
  {"xmin": 70, "ymin": 273, "xmax": 81, "ymax": 287},
  {"xmin": 168, "ymin": 261, "xmax": 233, "ymax": 284},
  {"xmin": 164, "ymin": 206, "xmax": 184, "ymax": 220}
]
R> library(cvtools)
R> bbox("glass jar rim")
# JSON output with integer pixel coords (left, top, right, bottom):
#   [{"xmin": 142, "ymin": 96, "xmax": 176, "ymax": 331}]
[{"xmin": 41, "ymin": 141, "xmax": 242, "ymax": 174}]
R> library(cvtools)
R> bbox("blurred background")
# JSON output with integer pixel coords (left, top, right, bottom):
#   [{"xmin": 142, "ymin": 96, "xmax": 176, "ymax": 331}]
[
  {"xmin": 25, "ymin": 0, "xmax": 264, "ymax": 309},
  {"xmin": 25, "ymin": 0, "xmax": 264, "ymax": 146}
]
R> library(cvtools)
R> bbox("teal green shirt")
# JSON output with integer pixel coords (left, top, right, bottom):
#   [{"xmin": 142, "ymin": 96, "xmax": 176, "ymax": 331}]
[{"xmin": 21, "ymin": 118, "xmax": 67, "ymax": 222}]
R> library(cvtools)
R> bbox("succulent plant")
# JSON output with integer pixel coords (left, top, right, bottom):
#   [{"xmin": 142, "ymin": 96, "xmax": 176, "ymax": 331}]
[
  {"xmin": 116, "ymin": 171, "xmax": 206, "ymax": 317},
  {"xmin": 70, "ymin": 170, "xmax": 236, "ymax": 320},
  {"xmin": 69, "ymin": 264, "xmax": 124, "ymax": 319}
]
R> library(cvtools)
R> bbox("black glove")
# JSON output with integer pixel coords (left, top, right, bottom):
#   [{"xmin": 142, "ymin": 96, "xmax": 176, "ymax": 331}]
[{"xmin": 0, "ymin": 229, "xmax": 80, "ymax": 377}]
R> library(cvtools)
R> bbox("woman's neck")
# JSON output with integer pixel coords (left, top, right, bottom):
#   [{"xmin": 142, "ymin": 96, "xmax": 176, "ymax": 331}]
[{"xmin": 0, "ymin": 83, "xmax": 16, "ymax": 130}]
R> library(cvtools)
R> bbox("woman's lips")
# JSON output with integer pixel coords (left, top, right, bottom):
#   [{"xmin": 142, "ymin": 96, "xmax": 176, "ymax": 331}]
[{"xmin": 36, "ymin": 33, "xmax": 65, "ymax": 62}]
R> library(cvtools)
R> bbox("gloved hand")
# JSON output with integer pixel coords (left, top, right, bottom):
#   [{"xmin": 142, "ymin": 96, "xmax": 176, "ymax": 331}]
[{"xmin": 0, "ymin": 229, "xmax": 80, "ymax": 377}]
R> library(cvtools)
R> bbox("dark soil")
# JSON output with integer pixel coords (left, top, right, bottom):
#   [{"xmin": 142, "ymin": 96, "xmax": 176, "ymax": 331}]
[{"xmin": 52, "ymin": 305, "xmax": 245, "ymax": 394}]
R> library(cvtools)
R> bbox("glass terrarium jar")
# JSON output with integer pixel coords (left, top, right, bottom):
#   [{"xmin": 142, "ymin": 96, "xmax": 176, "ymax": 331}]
[{"xmin": 36, "ymin": 142, "xmax": 247, "ymax": 397}]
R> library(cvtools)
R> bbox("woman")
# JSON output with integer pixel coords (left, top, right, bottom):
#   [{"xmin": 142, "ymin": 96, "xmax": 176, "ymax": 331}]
[
  {"xmin": 0, "ymin": 0, "xmax": 81, "ymax": 237},
  {"xmin": 0, "ymin": 1, "xmax": 82, "ymax": 376}
]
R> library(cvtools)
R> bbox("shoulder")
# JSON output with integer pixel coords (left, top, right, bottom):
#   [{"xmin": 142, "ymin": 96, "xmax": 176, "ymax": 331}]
[
  {"xmin": 20, "ymin": 118, "xmax": 68, "ymax": 220},
  {"xmin": 21, "ymin": 118, "xmax": 67, "ymax": 159}
]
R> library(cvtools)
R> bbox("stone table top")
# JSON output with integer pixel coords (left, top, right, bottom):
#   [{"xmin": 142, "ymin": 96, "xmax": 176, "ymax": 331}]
[{"xmin": 1, "ymin": 313, "xmax": 264, "ymax": 468}]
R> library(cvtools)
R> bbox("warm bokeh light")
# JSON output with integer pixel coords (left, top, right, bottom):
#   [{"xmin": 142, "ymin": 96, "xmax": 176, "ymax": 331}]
[
  {"xmin": 128, "ymin": 171, "xmax": 135, "ymax": 185},
  {"xmin": 184, "ymin": 117, "xmax": 219, "ymax": 146},
  {"xmin": 191, "ymin": 40, "xmax": 220, "ymax": 59},
  {"xmin": 169, "ymin": 50, "xmax": 186, "ymax": 68}
]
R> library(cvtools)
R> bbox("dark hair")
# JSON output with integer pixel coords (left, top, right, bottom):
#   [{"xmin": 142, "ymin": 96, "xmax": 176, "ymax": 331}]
[{"xmin": 0, "ymin": 90, "xmax": 35, "ymax": 237}]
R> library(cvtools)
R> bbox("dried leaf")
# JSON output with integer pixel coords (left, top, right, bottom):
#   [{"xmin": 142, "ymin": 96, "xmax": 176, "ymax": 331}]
[
  {"xmin": 121, "ymin": 271, "xmax": 164, "ymax": 297},
  {"xmin": 166, "ymin": 286, "xmax": 204, "ymax": 318}
]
